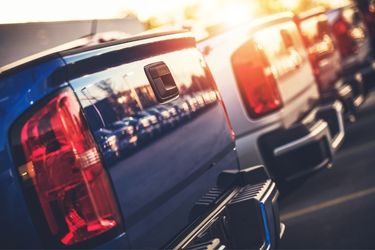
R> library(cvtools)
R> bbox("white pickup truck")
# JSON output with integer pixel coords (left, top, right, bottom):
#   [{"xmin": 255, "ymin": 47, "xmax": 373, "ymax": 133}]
[{"xmin": 198, "ymin": 13, "xmax": 345, "ymax": 181}]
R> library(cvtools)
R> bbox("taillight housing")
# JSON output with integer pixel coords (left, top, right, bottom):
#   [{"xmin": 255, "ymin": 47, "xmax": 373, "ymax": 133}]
[
  {"xmin": 308, "ymin": 52, "xmax": 320, "ymax": 75},
  {"xmin": 333, "ymin": 17, "xmax": 358, "ymax": 58},
  {"xmin": 11, "ymin": 89, "xmax": 121, "ymax": 247},
  {"xmin": 231, "ymin": 41, "xmax": 283, "ymax": 119}
]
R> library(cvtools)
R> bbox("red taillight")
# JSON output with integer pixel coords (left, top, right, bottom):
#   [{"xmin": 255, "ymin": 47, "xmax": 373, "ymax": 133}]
[
  {"xmin": 307, "ymin": 52, "xmax": 320, "ymax": 77},
  {"xmin": 16, "ymin": 90, "xmax": 121, "ymax": 246},
  {"xmin": 231, "ymin": 41, "xmax": 283, "ymax": 119},
  {"xmin": 333, "ymin": 17, "xmax": 358, "ymax": 57},
  {"xmin": 335, "ymin": 19, "xmax": 349, "ymax": 34}
]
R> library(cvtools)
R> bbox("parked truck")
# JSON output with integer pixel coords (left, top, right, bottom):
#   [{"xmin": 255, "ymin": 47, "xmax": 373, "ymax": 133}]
[
  {"xmin": 198, "ymin": 13, "xmax": 345, "ymax": 182},
  {"xmin": 0, "ymin": 31, "xmax": 282, "ymax": 249},
  {"xmin": 326, "ymin": 3, "xmax": 375, "ymax": 101},
  {"xmin": 295, "ymin": 7, "xmax": 359, "ymax": 121}
]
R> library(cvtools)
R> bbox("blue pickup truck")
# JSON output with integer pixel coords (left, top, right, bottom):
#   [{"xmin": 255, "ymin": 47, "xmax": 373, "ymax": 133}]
[{"xmin": 0, "ymin": 31, "xmax": 282, "ymax": 249}]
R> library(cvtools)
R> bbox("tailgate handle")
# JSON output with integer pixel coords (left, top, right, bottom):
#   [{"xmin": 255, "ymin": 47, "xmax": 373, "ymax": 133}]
[{"xmin": 145, "ymin": 62, "xmax": 179, "ymax": 103}]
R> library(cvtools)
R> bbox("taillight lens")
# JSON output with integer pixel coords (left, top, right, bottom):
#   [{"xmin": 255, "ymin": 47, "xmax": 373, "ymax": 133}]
[
  {"xmin": 14, "ymin": 89, "xmax": 121, "ymax": 247},
  {"xmin": 333, "ymin": 17, "xmax": 358, "ymax": 58},
  {"xmin": 307, "ymin": 51, "xmax": 321, "ymax": 78},
  {"xmin": 231, "ymin": 41, "xmax": 283, "ymax": 119}
]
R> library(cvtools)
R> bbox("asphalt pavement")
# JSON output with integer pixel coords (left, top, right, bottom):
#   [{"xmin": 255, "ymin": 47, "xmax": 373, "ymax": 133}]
[{"xmin": 279, "ymin": 91, "xmax": 375, "ymax": 249}]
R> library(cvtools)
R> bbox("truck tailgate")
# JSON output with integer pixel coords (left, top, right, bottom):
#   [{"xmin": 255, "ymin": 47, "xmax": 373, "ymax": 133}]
[
  {"xmin": 253, "ymin": 21, "xmax": 320, "ymax": 127},
  {"xmin": 62, "ymin": 33, "xmax": 238, "ymax": 248},
  {"xmin": 277, "ymin": 61, "xmax": 320, "ymax": 126}
]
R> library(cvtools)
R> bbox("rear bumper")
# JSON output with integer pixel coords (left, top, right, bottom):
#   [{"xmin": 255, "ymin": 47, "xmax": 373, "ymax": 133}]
[
  {"xmin": 345, "ymin": 74, "xmax": 365, "ymax": 108},
  {"xmin": 168, "ymin": 166, "xmax": 283, "ymax": 250},
  {"xmin": 259, "ymin": 101, "xmax": 345, "ymax": 181},
  {"xmin": 272, "ymin": 120, "xmax": 331, "ymax": 158},
  {"xmin": 359, "ymin": 60, "xmax": 375, "ymax": 95},
  {"xmin": 314, "ymin": 101, "xmax": 345, "ymax": 152},
  {"xmin": 341, "ymin": 58, "xmax": 375, "ymax": 106},
  {"xmin": 322, "ymin": 78, "xmax": 364, "ymax": 119},
  {"xmin": 334, "ymin": 82, "xmax": 360, "ymax": 115}
]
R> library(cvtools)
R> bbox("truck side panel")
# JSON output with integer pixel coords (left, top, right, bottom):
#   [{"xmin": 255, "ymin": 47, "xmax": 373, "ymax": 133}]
[{"xmin": 64, "ymin": 36, "xmax": 238, "ymax": 248}]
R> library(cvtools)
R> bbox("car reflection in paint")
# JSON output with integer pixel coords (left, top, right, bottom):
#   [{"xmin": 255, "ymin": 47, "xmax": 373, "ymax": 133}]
[
  {"xmin": 109, "ymin": 121, "xmax": 138, "ymax": 156},
  {"xmin": 156, "ymin": 105, "xmax": 179, "ymax": 127},
  {"xmin": 166, "ymin": 100, "xmax": 192, "ymax": 123},
  {"xmin": 94, "ymin": 128, "xmax": 120, "ymax": 164},
  {"xmin": 183, "ymin": 95, "xmax": 200, "ymax": 114},
  {"xmin": 133, "ymin": 111, "xmax": 161, "ymax": 140},
  {"xmin": 146, "ymin": 107, "xmax": 175, "ymax": 132},
  {"xmin": 193, "ymin": 94, "xmax": 206, "ymax": 110},
  {"xmin": 122, "ymin": 116, "xmax": 151, "ymax": 144}
]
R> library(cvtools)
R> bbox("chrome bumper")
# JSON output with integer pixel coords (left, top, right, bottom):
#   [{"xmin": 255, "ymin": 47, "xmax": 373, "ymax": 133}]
[
  {"xmin": 170, "ymin": 166, "xmax": 283, "ymax": 250},
  {"xmin": 318, "ymin": 101, "xmax": 345, "ymax": 153},
  {"xmin": 259, "ymin": 100, "xmax": 345, "ymax": 181},
  {"xmin": 273, "ymin": 120, "xmax": 332, "ymax": 157}
]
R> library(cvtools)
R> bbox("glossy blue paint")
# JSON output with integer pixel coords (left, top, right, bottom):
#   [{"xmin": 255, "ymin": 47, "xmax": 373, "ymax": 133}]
[
  {"xmin": 0, "ymin": 34, "xmax": 239, "ymax": 249},
  {"xmin": 260, "ymin": 202, "xmax": 272, "ymax": 248},
  {"xmin": 0, "ymin": 57, "xmax": 68, "ymax": 247},
  {"xmin": 0, "ymin": 55, "xmax": 134, "ymax": 248},
  {"xmin": 64, "ymin": 39, "xmax": 238, "ymax": 248}
]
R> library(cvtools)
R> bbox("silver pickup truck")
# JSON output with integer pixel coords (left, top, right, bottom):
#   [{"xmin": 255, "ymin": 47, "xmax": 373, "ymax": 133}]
[
  {"xmin": 327, "ymin": 3, "xmax": 375, "ymax": 104},
  {"xmin": 295, "ymin": 8, "xmax": 359, "ymax": 122},
  {"xmin": 198, "ymin": 13, "xmax": 345, "ymax": 181}
]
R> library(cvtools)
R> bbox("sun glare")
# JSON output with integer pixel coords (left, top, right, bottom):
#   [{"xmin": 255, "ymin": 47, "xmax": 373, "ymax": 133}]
[
  {"xmin": 0, "ymin": 0, "xmax": 191, "ymax": 24},
  {"xmin": 222, "ymin": 4, "xmax": 253, "ymax": 27},
  {"xmin": 282, "ymin": 0, "xmax": 300, "ymax": 11},
  {"xmin": 0, "ymin": 0, "xmax": 352, "ymax": 27},
  {"xmin": 0, "ymin": 0, "xmax": 128, "ymax": 24}
]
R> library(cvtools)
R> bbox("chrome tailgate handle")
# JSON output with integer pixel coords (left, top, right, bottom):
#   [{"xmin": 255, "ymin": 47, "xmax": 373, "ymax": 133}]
[{"xmin": 145, "ymin": 61, "xmax": 179, "ymax": 103}]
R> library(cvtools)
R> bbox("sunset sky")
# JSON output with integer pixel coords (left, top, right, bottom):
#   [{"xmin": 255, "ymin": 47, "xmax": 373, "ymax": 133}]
[
  {"xmin": 0, "ymin": 0, "xmax": 352, "ymax": 24},
  {"xmin": 0, "ymin": 0, "xmax": 193, "ymax": 23}
]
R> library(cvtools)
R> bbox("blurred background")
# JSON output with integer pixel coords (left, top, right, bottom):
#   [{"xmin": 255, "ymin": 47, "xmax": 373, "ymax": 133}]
[
  {"xmin": 1, "ymin": 0, "xmax": 375, "ymax": 248},
  {"xmin": 1, "ymin": 0, "xmax": 370, "ymax": 68}
]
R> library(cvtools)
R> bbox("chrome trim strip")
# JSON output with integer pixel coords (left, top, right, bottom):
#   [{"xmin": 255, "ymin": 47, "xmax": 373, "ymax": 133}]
[
  {"xmin": 354, "ymin": 95, "xmax": 364, "ymax": 107},
  {"xmin": 318, "ymin": 101, "xmax": 345, "ymax": 152},
  {"xmin": 273, "ymin": 120, "xmax": 332, "ymax": 157},
  {"xmin": 338, "ymin": 84, "xmax": 353, "ymax": 97},
  {"xmin": 279, "ymin": 223, "xmax": 286, "ymax": 238},
  {"xmin": 331, "ymin": 101, "xmax": 345, "ymax": 152}
]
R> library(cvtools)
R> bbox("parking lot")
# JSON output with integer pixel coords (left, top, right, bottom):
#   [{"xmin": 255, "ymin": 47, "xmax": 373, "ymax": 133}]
[
  {"xmin": 280, "ymin": 91, "xmax": 375, "ymax": 249},
  {"xmin": 2, "ymin": 0, "xmax": 375, "ymax": 248}
]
